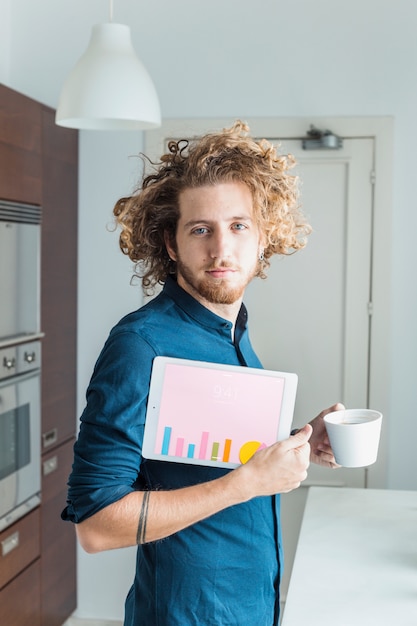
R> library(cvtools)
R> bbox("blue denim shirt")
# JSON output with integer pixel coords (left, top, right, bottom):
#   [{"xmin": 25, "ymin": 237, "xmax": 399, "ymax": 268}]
[{"xmin": 63, "ymin": 277, "xmax": 282, "ymax": 625}]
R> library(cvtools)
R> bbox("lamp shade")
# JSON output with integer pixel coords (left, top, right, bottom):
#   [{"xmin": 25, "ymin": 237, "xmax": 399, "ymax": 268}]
[{"xmin": 56, "ymin": 23, "xmax": 161, "ymax": 130}]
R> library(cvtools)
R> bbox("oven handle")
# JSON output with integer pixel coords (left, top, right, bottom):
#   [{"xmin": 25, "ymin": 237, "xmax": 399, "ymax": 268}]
[
  {"xmin": 1, "ymin": 530, "xmax": 20, "ymax": 557},
  {"xmin": 43, "ymin": 455, "xmax": 58, "ymax": 476}
]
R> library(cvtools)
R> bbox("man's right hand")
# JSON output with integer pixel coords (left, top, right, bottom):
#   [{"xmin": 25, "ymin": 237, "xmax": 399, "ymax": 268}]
[{"xmin": 235, "ymin": 424, "xmax": 312, "ymax": 499}]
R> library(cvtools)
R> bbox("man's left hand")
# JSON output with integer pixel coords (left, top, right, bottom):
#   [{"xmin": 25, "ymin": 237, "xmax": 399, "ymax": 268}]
[{"xmin": 308, "ymin": 403, "xmax": 344, "ymax": 468}]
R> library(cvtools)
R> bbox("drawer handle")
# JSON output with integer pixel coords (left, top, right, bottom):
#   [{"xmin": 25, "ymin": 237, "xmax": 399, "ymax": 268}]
[
  {"xmin": 1, "ymin": 531, "xmax": 19, "ymax": 557},
  {"xmin": 3, "ymin": 356, "xmax": 15, "ymax": 370},
  {"xmin": 43, "ymin": 455, "xmax": 58, "ymax": 476},
  {"xmin": 42, "ymin": 428, "xmax": 58, "ymax": 448},
  {"xmin": 24, "ymin": 351, "xmax": 37, "ymax": 364}
]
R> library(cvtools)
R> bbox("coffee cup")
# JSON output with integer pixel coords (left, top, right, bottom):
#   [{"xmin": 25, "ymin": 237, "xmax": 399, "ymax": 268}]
[{"xmin": 323, "ymin": 408, "xmax": 383, "ymax": 468}]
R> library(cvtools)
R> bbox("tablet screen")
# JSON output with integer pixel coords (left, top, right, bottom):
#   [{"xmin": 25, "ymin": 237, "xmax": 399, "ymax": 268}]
[{"xmin": 143, "ymin": 357, "xmax": 297, "ymax": 468}]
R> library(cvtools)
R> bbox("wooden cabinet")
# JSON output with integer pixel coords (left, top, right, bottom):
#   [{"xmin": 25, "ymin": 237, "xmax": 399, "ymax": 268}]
[
  {"xmin": 41, "ymin": 440, "xmax": 77, "ymax": 626},
  {"xmin": 0, "ymin": 508, "xmax": 40, "ymax": 589},
  {"xmin": 0, "ymin": 85, "xmax": 78, "ymax": 625},
  {"xmin": 0, "ymin": 508, "xmax": 41, "ymax": 626},
  {"xmin": 41, "ymin": 106, "xmax": 78, "ymax": 450},
  {"xmin": 0, "ymin": 561, "xmax": 41, "ymax": 626},
  {"xmin": 0, "ymin": 84, "xmax": 42, "ymax": 204},
  {"xmin": 40, "ymin": 106, "xmax": 78, "ymax": 625}
]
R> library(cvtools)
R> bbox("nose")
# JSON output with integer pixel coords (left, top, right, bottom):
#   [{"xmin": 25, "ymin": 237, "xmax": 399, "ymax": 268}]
[{"xmin": 209, "ymin": 228, "xmax": 231, "ymax": 260}]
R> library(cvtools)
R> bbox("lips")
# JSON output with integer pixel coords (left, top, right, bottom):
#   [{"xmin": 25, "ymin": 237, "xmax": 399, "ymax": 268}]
[{"xmin": 206, "ymin": 268, "xmax": 237, "ymax": 279}]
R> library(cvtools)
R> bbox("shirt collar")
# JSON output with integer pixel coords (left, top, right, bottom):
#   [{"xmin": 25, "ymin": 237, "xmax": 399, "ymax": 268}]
[{"xmin": 162, "ymin": 276, "xmax": 248, "ymax": 335}]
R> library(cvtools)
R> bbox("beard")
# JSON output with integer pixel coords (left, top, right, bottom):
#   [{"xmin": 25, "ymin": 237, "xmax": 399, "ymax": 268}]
[{"xmin": 175, "ymin": 256, "xmax": 258, "ymax": 305}]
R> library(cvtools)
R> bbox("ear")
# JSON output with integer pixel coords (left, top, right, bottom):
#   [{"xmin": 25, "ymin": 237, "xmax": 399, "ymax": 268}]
[{"xmin": 164, "ymin": 230, "xmax": 177, "ymax": 261}]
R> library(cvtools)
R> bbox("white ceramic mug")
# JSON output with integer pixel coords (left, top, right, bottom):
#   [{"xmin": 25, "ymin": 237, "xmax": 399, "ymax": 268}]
[{"xmin": 323, "ymin": 408, "xmax": 383, "ymax": 468}]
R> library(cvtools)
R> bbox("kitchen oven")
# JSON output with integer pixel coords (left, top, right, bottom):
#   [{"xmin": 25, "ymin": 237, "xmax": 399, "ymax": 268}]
[
  {"xmin": 0, "ymin": 199, "xmax": 41, "ymax": 342},
  {"xmin": 0, "ymin": 199, "xmax": 43, "ymax": 532},
  {"xmin": 0, "ymin": 340, "xmax": 42, "ymax": 531}
]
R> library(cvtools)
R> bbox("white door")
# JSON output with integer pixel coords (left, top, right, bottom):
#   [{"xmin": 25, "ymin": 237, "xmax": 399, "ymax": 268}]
[{"xmin": 244, "ymin": 137, "xmax": 375, "ymax": 599}]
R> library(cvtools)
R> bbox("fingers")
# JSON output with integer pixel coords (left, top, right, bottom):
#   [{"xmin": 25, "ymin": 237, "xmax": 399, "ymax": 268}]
[
  {"xmin": 281, "ymin": 425, "xmax": 312, "ymax": 469},
  {"xmin": 291, "ymin": 423, "xmax": 313, "ymax": 443},
  {"xmin": 312, "ymin": 450, "xmax": 341, "ymax": 469},
  {"xmin": 283, "ymin": 424, "xmax": 312, "ymax": 451},
  {"xmin": 323, "ymin": 402, "xmax": 345, "ymax": 416}
]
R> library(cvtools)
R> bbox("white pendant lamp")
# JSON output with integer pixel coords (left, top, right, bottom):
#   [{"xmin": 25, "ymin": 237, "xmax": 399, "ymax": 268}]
[{"xmin": 56, "ymin": 4, "xmax": 161, "ymax": 130}]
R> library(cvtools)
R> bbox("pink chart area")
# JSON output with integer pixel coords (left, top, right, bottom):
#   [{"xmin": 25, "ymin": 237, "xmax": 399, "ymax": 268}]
[{"xmin": 154, "ymin": 363, "xmax": 285, "ymax": 465}]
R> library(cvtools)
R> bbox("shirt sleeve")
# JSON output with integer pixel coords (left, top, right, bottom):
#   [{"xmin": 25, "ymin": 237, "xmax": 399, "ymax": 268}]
[{"xmin": 62, "ymin": 329, "xmax": 156, "ymax": 523}]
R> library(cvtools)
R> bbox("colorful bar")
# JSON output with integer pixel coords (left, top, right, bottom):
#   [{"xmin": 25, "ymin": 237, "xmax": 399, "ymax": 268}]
[
  {"xmin": 161, "ymin": 426, "xmax": 172, "ymax": 455},
  {"xmin": 222, "ymin": 438, "xmax": 232, "ymax": 462},
  {"xmin": 175, "ymin": 437, "xmax": 185, "ymax": 457},
  {"xmin": 211, "ymin": 442, "xmax": 220, "ymax": 461},
  {"xmin": 187, "ymin": 443, "xmax": 195, "ymax": 459},
  {"xmin": 199, "ymin": 431, "xmax": 209, "ymax": 460}
]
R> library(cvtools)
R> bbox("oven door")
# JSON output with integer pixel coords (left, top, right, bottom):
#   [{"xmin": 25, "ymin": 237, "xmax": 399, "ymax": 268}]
[
  {"xmin": 0, "ymin": 369, "xmax": 41, "ymax": 531},
  {"xmin": 0, "ymin": 201, "xmax": 41, "ymax": 341}
]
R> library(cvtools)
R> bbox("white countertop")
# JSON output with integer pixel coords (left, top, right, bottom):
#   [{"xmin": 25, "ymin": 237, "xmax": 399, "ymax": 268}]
[{"xmin": 281, "ymin": 486, "xmax": 417, "ymax": 626}]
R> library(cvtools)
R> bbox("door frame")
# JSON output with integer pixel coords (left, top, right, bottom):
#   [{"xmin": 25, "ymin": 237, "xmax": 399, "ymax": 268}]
[{"xmin": 145, "ymin": 116, "xmax": 394, "ymax": 488}]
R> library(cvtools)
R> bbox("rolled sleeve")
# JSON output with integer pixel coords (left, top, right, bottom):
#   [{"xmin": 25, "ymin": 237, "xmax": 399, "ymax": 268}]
[{"xmin": 62, "ymin": 329, "xmax": 156, "ymax": 523}]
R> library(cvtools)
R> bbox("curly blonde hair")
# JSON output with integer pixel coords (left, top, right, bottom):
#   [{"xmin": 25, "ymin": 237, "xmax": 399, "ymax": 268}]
[{"xmin": 113, "ymin": 120, "xmax": 311, "ymax": 294}]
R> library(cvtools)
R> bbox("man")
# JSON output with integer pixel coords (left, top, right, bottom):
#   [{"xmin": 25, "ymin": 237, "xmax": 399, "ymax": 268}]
[{"xmin": 63, "ymin": 121, "xmax": 341, "ymax": 625}]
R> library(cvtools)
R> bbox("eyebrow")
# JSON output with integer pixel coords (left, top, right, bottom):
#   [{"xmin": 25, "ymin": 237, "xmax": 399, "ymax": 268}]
[{"xmin": 182, "ymin": 216, "xmax": 254, "ymax": 229}]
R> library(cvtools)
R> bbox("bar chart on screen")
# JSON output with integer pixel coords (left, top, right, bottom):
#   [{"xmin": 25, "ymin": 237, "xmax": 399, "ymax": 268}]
[{"xmin": 159, "ymin": 425, "xmax": 267, "ymax": 465}]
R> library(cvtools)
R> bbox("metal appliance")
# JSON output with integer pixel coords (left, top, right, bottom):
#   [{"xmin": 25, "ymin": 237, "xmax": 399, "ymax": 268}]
[
  {"xmin": 0, "ymin": 340, "xmax": 41, "ymax": 531},
  {"xmin": 0, "ymin": 200, "xmax": 41, "ymax": 342},
  {"xmin": 0, "ymin": 200, "xmax": 43, "ymax": 532}
]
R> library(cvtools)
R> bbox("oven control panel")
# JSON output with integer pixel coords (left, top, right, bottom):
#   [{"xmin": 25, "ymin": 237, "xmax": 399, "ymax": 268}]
[{"xmin": 0, "ymin": 340, "xmax": 41, "ymax": 381}]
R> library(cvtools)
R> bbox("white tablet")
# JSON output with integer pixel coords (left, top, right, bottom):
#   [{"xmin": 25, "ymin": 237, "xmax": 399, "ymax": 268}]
[{"xmin": 142, "ymin": 356, "xmax": 298, "ymax": 469}]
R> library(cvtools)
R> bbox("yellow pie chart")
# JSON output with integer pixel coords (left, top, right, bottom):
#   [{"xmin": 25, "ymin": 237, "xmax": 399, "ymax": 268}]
[{"xmin": 239, "ymin": 441, "xmax": 266, "ymax": 464}]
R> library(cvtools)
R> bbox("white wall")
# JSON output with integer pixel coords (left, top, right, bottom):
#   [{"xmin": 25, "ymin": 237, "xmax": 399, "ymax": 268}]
[
  {"xmin": 0, "ymin": 0, "xmax": 11, "ymax": 82},
  {"xmin": 3, "ymin": 0, "xmax": 417, "ymax": 620},
  {"xmin": 76, "ymin": 130, "xmax": 143, "ymax": 620}
]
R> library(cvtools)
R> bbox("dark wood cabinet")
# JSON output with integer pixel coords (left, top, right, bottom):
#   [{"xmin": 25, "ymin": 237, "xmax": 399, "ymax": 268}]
[
  {"xmin": 40, "ymin": 106, "xmax": 78, "ymax": 625},
  {"xmin": 41, "ymin": 440, "xmax": 77, "ymax": 626},
  {"xmin": 0, "ymin": 508, "xmax": 40, "ymax": 590},
  {"xmin": 40, "ymin": 106, "xmax": 78, "ymax": 450},
  {"xmin": 0, "ymin": 561, "xmax": 41, "ymax": 626},
  {"xmin": 0, "ymin": 85, "xmax": 78, "ymax": 625},
  {"xmin": 0, "ymin": 84, "xmax": 42, "ymax": 205}
]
